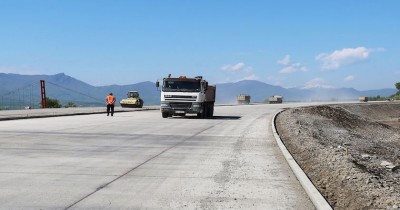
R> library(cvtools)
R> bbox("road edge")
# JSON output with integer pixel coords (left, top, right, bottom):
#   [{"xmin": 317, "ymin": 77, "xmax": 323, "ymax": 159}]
[
  {"xmin": 0, "ymin": 107, "xmax": 159, "ymax": 121},
  {"xmin": 272, "ymin": 110, "xmax": 333, "ymax": 210}
]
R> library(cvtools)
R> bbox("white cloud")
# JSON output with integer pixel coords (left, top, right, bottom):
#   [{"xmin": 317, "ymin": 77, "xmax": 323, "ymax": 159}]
[
  {"xmin": 315, "ymin": 47, "xmax": 384, "ymax": 70},
  {"xmin": 277, "ymin": 55, "xmax": 291, "ymax": 65},
  {"xmin": 220, "ymin": 62, "xmax": 258, "ymax": 82},
  {"xmin": 241, "ymin": 74, "xmax": 259, "ymax": 81},
  {"xmin": 280, "ymin": 66, "xmax": 296, "ymax": 74},
  {"xmin": 277, "ymin": 55, "xmax": 308, "ymax": 74},
  {"xmin": 244, "ymin": 66, "xmax": 253, "ymax": 74},
  {"xmin": 302, "ymin": 78, "xmax": 334, "ymax": 89},
  {"xmin": 344, "ymin": 75, "xmax": 355, "ymax": 81},
  {"xmin": 280, "ymin": 63, "xmax": 308, "ymax": 73},
  {"xmin": 221, "ymin": 62, "xmax": 245, "ymax": 72}
]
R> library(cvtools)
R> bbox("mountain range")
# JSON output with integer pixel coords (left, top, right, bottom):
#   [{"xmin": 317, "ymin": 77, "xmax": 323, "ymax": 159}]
[{"xmin": 0, "ymin": 73, "xmax": 397, "ymax": 107}]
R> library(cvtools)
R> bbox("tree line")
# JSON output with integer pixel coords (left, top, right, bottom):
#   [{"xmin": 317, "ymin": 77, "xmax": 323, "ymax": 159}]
[
  {"xmin": 393, "ymin": 82, "xmax": 400, "ymax": 100},
  {"xmin": 42, "ymin": 97, "xmax": 77, "ymax": 108},
  {"xmin": 369, "ymin": 82, "xmax": 400, "ymax": 101}
]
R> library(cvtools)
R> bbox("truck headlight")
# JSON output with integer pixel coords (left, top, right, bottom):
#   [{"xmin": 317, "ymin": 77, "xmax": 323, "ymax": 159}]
[
  {"xmin": 161, "ymin": 102, "xmax": 170, "ymax": 107},
  {"xmin": 192, "ymin": 102, "xmax": 201, "ymax": 108}
]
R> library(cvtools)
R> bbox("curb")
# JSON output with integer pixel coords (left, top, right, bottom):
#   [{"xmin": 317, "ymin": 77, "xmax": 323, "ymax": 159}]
[{"xmin": 272, "ymin": 110, "xmax": 333, "ymax": 210}]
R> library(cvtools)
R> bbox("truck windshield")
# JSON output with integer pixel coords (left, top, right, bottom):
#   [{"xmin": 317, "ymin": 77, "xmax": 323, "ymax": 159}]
[{"xmin": 163, "ymin": 80, "xmax": 201, "ymax": 92}]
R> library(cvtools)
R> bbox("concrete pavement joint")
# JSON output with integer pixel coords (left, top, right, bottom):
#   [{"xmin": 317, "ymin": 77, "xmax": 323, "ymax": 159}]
[
  {"xmin": 64, "ymin": 124, "xmax": 218, "ymax": 210},
  {"xmin": 272, "ymin": 110, "xmax": 333, "ymax": 210}
]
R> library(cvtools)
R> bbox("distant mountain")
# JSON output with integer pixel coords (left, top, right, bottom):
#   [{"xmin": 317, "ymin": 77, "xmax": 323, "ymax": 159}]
[
  {"xmin": 0, "ymin": 73, "xmax": 397, "ymax": 107},
  {"xmin": 359, "ymin": 89, "xmax": 397, "ymax": 98},
  {"xmin": 0, "ymin": 73, "xmax": 160, "ymax": 106}
]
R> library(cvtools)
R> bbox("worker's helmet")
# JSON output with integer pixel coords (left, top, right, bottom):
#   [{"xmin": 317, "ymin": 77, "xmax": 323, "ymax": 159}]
[{"xmin": 109, "ymin": 93, "xmax": 113, "ymax": 95}]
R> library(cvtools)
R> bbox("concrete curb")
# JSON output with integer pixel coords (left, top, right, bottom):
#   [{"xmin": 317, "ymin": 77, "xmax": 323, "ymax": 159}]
[{"xmin": 272, "ymin": 110, "xmax": 333, "ymax": 210}]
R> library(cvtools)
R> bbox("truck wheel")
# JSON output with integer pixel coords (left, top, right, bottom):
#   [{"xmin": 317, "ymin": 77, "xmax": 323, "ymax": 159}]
[
  {"xmin": 162, "ymin": 112, "xmax": 169, "ymax": 118},
  {"xmin": 197, "ymin": 110, "xmax": 205, "ymax": 118},
  {"xmin": 208, "ymin": 103, "xmax": 214, "ymax": 117}
]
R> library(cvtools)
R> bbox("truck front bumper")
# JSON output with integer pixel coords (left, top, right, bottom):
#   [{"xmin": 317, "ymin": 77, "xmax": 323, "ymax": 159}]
[{"xmin": 161, "ymin": 102, "xmax": 202, "ymax": 114}]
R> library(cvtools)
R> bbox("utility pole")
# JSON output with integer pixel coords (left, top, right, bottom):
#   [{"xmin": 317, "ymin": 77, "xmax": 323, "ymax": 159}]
[{"xmin": 40, "ymin": 80, "xmax": 46, "ymax": 108}]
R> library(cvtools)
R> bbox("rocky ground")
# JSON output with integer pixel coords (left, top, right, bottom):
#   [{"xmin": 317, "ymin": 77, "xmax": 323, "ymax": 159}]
[{"xmin": 275, "ymin": 102, "xmax": 400, "ymax": 210}]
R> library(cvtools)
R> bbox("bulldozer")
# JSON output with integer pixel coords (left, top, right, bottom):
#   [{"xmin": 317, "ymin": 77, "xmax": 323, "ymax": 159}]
[{"xmin": 120, "ymin": 91, "xmax": 144, "ymax": 108}]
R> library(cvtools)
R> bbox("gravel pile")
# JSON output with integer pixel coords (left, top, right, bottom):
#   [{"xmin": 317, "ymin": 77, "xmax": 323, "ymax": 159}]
[{"xmin": 275, "ymin": 102, "xmax": 400, "ymax": 210}]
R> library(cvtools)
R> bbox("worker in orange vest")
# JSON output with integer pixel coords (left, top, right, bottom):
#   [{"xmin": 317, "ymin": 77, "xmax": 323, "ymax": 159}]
[{"xmin": 106, "ymin": 93, "xmax": 116, "ymax": 116}]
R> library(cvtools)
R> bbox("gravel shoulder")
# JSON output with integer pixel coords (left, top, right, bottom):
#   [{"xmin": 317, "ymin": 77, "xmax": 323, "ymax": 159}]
[{"xmin": 275, "ymin": 102, "xmax": 400, "ymax": 210}]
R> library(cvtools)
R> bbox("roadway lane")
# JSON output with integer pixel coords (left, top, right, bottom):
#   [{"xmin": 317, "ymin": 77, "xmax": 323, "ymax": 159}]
[{"xmin": 0, "ymin": 104, "xmax": 315, "ymax": 209}]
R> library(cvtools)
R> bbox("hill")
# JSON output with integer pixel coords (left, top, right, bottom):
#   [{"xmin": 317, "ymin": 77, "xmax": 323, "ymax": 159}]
[
  {"xmin": 0, "ymin": 73, "xmax": 397, "ymax": 107},
  {"xmin": 0, "ymin": 73, "xmax": 159, "ymax": 107}
]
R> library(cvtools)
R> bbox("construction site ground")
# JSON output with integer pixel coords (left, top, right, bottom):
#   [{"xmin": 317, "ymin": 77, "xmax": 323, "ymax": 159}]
[{"xmin": 275, "ymin": 102, "xmax": 400, "ymax": 210}]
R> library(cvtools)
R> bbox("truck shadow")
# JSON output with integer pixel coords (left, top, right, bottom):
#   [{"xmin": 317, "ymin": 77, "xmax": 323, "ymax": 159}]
[{"xmin": 174, "ymin": 115, "xmax": 241, "ymax": 120}]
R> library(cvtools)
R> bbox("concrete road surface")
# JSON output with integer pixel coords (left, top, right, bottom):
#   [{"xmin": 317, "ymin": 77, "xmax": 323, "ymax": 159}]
[{"xmin": 0, "ymin": 104, "xmax": 315, "ymax": 209}]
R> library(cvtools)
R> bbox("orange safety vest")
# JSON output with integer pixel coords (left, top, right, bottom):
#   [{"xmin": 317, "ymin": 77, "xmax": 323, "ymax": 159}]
[{"xmin": 106, "ymin": 95, "xmax": 115, "ymax": 105}]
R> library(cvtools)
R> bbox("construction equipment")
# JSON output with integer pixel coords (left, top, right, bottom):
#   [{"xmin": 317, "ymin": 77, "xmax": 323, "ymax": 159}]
[
  {"xmin": 268, "ymin": 95, "xmax": 283, "ymax": 104},
  {"xmin": 237, "ymin": 94, "xmax": 251, "ymax": 104},
  {"xmin": 120, "ymin": 91, "xmax": 143, "ymax": 108},
  {"xmin": 156, "ymin": 75, "xmax": 216, "ymax": 118},
  {"xmin": 359, "ymin": 96, "xmax": 368, "ymax": 102}
]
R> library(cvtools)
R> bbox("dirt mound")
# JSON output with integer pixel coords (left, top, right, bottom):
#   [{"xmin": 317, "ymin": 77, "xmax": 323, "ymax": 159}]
[
  {"xmin": 338, "ymin": 103, "xmax": 400, "ymax": 129},
  {"xmin": 275, "ymin": 102, "xmax": 400, "ymax": 210}
]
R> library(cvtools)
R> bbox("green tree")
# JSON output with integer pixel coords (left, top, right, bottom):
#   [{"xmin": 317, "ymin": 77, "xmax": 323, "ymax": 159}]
[
  {"xmin": 42, "ymin": 97, "xmax": 62, "ymax": 108},
  {"xmin": 395, "ymin": 82, "xmax": 400, "ymax": 91},
  {"xmin": 64, "ymin": 102, "xmax": 77, "ymax": 108},
  {"xmin": 390, "ymin": 82, "xmax": 400, "ymax": 100}
]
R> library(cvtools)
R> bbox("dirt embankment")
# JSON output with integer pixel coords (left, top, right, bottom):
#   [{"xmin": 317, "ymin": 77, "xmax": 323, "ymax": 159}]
[{"xmin": 275, "ymin": 102, "xmax": 400, "ymax": 210}]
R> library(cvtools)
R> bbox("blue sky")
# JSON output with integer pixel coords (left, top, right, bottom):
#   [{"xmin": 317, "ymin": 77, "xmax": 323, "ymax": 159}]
[{"xmin": 1, "ymin": 0, "xmax": 399, "ymax": 90}]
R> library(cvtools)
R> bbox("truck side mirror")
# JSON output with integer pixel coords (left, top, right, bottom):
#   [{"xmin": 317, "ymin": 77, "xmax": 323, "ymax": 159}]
[
  {"xmin": 201, "ymin": 81, "xmax": 207, "ymax": 91},
  {"xmin": 156, "ymin": 81, "xmax": 159, "ymax": 87}
]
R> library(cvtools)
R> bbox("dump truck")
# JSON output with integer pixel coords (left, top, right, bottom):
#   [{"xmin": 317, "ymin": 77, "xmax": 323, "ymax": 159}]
[
  {"xmin": 156, "ymin": 75, "xmax": 216, "ymax": 118},
  {"xmin": 268, "ymin": 95, "xmax": 283, "ymax": 104},
  {"xmin": 120, "ymin": 91, "xmax": 144, "ymax": 108},
  {"xmin": 237, "ymin": 94, "xmax": 251, "ymax": 104},
  {"xmin": 359, "ymin": 96, "xmax": 368, "ymax": 102}
]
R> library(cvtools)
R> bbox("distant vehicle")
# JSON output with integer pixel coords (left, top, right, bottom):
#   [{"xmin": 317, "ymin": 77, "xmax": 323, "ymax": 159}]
[
  {"xmin": 120, "ymin": 91, "xmax": 144, "ymax": 108},
  {"xmin": 268, "ymin": 95, "xmax": 283, "ymax": 104},
  {"xmin": 156, "ymin": 75, "xmax": 216, "ymax": 118},
  {"xmin": 359, "ymin": 96, "xmax": 368, "ymax": 102},
  {"xmin": 237, "ymin": 94, "xmax": 251, "ymax": 104}
]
